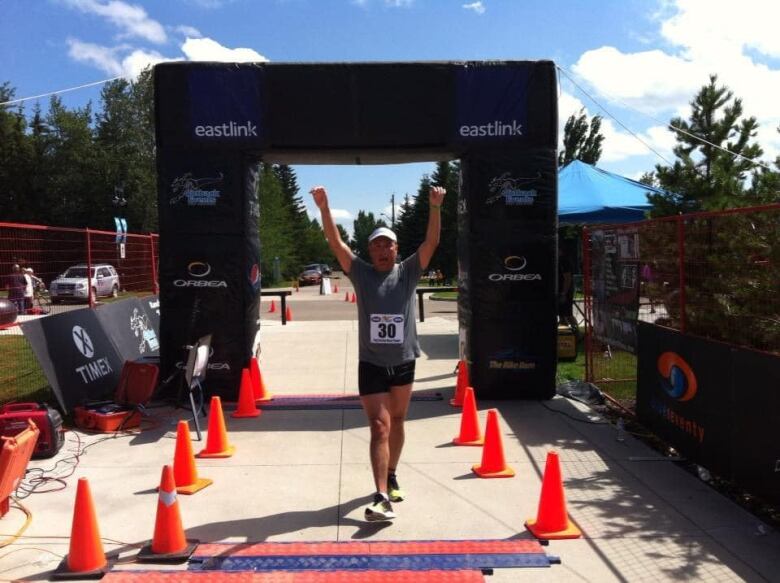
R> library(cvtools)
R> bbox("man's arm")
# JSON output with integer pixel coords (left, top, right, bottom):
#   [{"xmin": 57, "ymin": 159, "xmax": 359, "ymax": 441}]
[
  {"xmin": 418, "ymin": 186, "xmax": 446, "ymax": 271},
  {"xmin": 310, "ymin": 186, "xmax": 354, "ymax": 274}
]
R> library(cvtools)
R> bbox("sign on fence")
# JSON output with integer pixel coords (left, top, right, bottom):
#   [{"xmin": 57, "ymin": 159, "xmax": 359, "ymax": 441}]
[{"xmin": 590, "ymin": 227, "xmax": 640, "ymax": 353}]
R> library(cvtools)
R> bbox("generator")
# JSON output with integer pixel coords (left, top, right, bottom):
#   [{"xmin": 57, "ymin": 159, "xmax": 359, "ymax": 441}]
[{"xmin": 0, "ymin": 402, "xmax": 64, "ymax": 459}]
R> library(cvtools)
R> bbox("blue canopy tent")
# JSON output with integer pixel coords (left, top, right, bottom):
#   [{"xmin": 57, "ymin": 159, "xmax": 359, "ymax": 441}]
[{"xmin": 558, "ymin": 160, "xmax": 665, "ymax": 224}]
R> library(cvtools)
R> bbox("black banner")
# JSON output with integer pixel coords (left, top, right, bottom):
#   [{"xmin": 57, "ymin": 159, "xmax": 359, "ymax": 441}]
[
  {"xmin": 636, "ymin": 323, "xmax": 734, "ymax": 480},
  {"xmin": 730, "ymin": 348, "xmax": 780, "ymax": 505},
  {"xmin": 21, "ymin": 309, "xmax": 125, "ymax": 412},
  {"xmin": 94, "ymin": 298, "xmax": 160, "ymax": 363}
]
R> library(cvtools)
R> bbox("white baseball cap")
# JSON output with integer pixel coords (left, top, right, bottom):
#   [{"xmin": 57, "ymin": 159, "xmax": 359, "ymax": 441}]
[{"xmin": 368, "ymin": 227, "xmax": 397, "ymax": 243}]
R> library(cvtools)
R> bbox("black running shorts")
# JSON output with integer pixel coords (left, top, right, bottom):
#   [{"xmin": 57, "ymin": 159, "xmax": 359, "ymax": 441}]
[{"xmin": 358, "ymin": 360, "xmax": 416, "ymax": 396}]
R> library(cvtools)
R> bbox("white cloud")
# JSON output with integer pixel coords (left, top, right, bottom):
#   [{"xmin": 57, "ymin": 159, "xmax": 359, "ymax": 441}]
[
  {"xmin": 67, "ymin": 38, "xmax": 167, "ymax": 78},
  {"xmin": 181, "ymin": 37, "xmax": 267, "ymax": 62},
  {"xmin": 64, "ymin": 0, "xmax": 167, "ymax": 44},
  {"xmin": 329, "ymin": 208, "xmax": 353, "ymax": 220},
  {"xmin": 67, "ymin": 39, "xmax": 125, "ymax": 76},
  {"xmin": 463, "ymin": 1, "xmax": 485, "ymax": 15},
  {"xmin": 570, "ymin": 0, "xmax": 780, "ymax": 160},
  {"xmin": 558, "ymin": 90, "xmax": 676, "ymax": 165},
  {"xmin": 385, "ymin": 0, "xmax": 414, "ymax": 6},
  {"xmin": 173, "ymin": 25, "xmax": 202, "ymax": 38}
]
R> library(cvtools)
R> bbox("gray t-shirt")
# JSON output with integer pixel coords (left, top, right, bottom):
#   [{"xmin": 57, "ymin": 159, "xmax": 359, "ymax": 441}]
[{"xmin": 347, "ymin": 253, "xmax": 423, "ymax": 367}]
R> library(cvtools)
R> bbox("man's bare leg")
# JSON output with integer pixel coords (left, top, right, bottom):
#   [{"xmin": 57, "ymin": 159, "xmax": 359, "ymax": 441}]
[
  {"xmin": 388, "ymin": 384, "xmax": 413, "ymax": 472},
  {"xmin": 360, "ymin": 392, "xmax": 392, "ymax": 494}
]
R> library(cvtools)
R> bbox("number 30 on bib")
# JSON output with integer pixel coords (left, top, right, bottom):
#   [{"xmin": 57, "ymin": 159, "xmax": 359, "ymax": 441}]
[{"xmin": 370, "ymin": 314, "xmax": 405, "ymax": 344}]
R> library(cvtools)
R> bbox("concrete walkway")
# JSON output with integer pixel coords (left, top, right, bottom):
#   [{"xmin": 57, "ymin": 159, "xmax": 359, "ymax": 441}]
[{"xmin": 1, "ymin": 300, "xmax": 778, "ymax": 581}]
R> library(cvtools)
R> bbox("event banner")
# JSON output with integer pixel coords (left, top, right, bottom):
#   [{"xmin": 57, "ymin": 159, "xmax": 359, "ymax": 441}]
[
  {"xmin": 729, "ymin": 348, "xmax": 780, "ymax": 505},
  {"xmin": 636, "ymin": 323, "xmax": 734, "ymax": 479},
  {"xmin": 589, "ymin": 227, "xmax": 641, "ymax": 353},
  {"xmin": 154, "ymin": 61, "xmax": 557, "ymax": 160},
  {"xmin": 458, "ymin": 149, "xmax": 557, "ymax": 398},
  {"xmin": 21, "ymin": 309, "xmax": 125, "ymax": 412},
  {"xmin": 94, "ymin": 297, "xmax": 160, "ymax": 364}
]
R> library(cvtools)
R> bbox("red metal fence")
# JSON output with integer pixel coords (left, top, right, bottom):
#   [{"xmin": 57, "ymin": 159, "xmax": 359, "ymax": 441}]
[
  {"xmin": 0, "ymin": 222, "xmax": 159, "ymax": 403},
  {"xmin": 582, "ymin": 203, "xmax": 780, "ymax": 406}
]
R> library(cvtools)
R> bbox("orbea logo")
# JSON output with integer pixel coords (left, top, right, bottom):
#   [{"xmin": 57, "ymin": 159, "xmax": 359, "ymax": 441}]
[
  {"xmin": 459, "ymin": 120, "xmax": 523, "ymax": 138},
  {"xmin": 188, "ymin": 262, "xmax": 211, "ymax": 278},
  {"xmin": 488, "ymin": 255, "xmax": 541, "ymax": 282},
  {"xmin": 658, "ymin": 352, "xmax": 697, "ymax": 401},
  {"xmin": 173, "ymin": 261, "xmax": 228, "ymax": 288},
  {"xmin": 194, "ymin": 121, "xmax": 258, "ymax": 138}
]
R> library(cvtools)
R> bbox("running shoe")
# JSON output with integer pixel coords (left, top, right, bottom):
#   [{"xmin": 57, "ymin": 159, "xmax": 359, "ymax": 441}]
[
  {"xmin": 364, "ymin": 493, "xmax": 395, "ymax": 522},
  {"xmin": 388, "ymin": 473, "xmax": 405, "ymax": 502}
]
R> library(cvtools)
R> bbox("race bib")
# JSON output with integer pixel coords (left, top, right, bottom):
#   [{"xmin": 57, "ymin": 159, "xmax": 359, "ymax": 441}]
[{"xmin": 369, "ymin": 314, "xmax": 405, "ymax": 344}]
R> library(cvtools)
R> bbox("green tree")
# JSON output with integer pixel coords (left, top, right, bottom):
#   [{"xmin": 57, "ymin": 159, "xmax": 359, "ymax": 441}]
[
  {"xmin": 257, "ymin": 164, "xmax": 297, "ymax": 284},
  {"xmin": 558, "ymin": 108, "xmax": 604, "ymax": 167},
  {"xmin": 351, "ymin": 210, "xmax": 382, "ymax": 258},
  {"xmin": 0, "ymin": 83, "xmax": 33, "ymax": 221},
  {"xmin": 648, "ymin": 75, "xmax": 764, "ymax": 217},
  {"xmin": 430, "ymin": 160, "xmax": 459, "ymax": 282}
]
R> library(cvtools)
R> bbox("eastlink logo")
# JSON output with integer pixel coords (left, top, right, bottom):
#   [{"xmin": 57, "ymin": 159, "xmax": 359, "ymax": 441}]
[
  {"xmin": 459, "ymin": 120, "xmax": 523, "ymax": 138},
  {"xmin": 174, "ymin": 261, "xmax": 228, "ymax": 288},
  {"xmin": 194, "ymin": 121, "xmax": 258, "ymax": 138}
]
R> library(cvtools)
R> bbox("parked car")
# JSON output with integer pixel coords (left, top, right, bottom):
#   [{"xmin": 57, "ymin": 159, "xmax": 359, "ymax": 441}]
[
  {"xmin": 303, "ymin": 263, "xmax": 332, "ymax": 276},
  {"xmin": 49, "ymin": 264, "xmax": 120, "ymax": 303},
  {"xmin": 298, "ymin": 267, "xmax": 322, "ymax": 286}
]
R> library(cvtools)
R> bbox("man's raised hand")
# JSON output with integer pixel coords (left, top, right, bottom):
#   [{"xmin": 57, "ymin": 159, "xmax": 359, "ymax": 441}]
[
  {"xmin": 430, "ymin": 186, "xmax": 446, "ymax": 206},
  {"xmin": 310, "ymin": 186, "xmax": 328, "ymax": 209}
]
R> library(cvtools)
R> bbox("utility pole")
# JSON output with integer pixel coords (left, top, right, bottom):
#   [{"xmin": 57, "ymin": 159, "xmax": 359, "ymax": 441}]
[{"xmin": 391, "ymin": 193, "xmax": 395, "ymax": 228}]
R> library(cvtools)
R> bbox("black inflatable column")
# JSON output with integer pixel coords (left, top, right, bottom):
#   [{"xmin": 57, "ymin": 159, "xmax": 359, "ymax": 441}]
[{"xmin": 157, "ymin": 152, "xmax": 261, "ymax": 398}]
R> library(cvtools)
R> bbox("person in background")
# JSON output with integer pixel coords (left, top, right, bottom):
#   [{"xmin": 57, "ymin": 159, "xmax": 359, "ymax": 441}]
[
  {"xmin": 22, "ymin": 268, "xmax": 35, "ymax": 314},
  {"xmin": 311, "ymin": 183, "xmax": 445, "ymax": 522},
  {"xmin": 6, "ymin": 265, "xmax": 26, "ymax": 314},
  {"xmin": 558, "ymin": 246, "xmax": 578, "ymax": 335}
]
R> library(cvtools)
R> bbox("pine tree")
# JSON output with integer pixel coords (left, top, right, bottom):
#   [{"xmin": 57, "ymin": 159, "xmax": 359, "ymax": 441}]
[
  {"xmin": 258, "ymin": 163, "xmax": 297, "ymax": 284},
  {"xmin": 351, "ymin": 210, "xmax": 382, "ymax": 258},
  {"xmin": 649, "ymin": 75, "xmax": 764, "ymax": 216},
  {"xmin": 558, "ymin": 108, "xmax": 604, "ymax": 167}
]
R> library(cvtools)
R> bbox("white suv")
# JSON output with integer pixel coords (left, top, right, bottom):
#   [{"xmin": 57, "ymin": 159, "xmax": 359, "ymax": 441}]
[{"xmin": 50, "ymin": 264, "xmax": 121, "ymax": 303}]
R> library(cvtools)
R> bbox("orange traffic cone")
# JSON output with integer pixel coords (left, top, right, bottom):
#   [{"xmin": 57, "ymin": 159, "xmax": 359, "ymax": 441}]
[
  {"xmin": 197, "ymin": 397, "xmax": 235, "ymax": 458},
  {"xmin": 249, "ymin": 356, "xmax": 272, "ymax": 402},
  {"xmin": 453, "ymin": 387, "xmax": 483, "ymax": 446},
  {"xmin": 525, "ymin": 451, "xmax": 581, "ymax": 539},
  {"xmin": 285, "ymin": 305, "xmax": 293, "ymax": 322},
  {"xmin": 334, "ymin": 284, "xmax": 339, "ymax": 293},
  {"xmin": 472, "ymin": 409, "xmax": 515, "ymax": 478},
  {"xmin": 231, "ymin": 368, "xmax": 261, "ymax": 418},
  {"xmin": 450, "ymin": 359, "xmax": 469, "ymax": 406},
  {"xmin": 344, "ymin": 291, "xmax": 350, "ymax": 302},
  {"xmin": 54, "ymin": 478, "xmax": 107, "ymax": 579},
  {"xmin": 350, "ymin": 292, "xmax": 356, "ymax": 303},
  {"xmin": 138, "ymin": 465, "xmax": 198, "ymax": 562},
  {"xmin": 268, "ymin": 299, "xmax": 276, "ymax": 313},
  {"xmin": 172, "ymin": 420, "xmax": 212, "ymax": 494}
]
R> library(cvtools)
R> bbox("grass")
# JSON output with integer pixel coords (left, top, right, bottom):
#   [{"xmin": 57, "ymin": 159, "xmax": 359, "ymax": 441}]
[
  {"xmin": 0, "ymin": 335, "xmax": 50, "ymax": 403},
  {"xmin": 430, "ymin": 291, "xmax": 458, "ymax": 300}
]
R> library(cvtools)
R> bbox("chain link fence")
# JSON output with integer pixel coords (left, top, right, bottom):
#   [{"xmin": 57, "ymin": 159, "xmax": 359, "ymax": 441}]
[
  {"xmin": 1, "ymin": 222, "xmax": 158, "ymax": 404},
  {"xmin": 583, "ymin": 203, "xmax": 780, "ymax": 407}
]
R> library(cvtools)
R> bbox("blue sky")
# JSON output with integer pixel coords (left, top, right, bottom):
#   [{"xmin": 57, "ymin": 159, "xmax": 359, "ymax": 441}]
[{"xmin": 2, "ymin": 0, "xmax": 779, "ymax": 233}]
